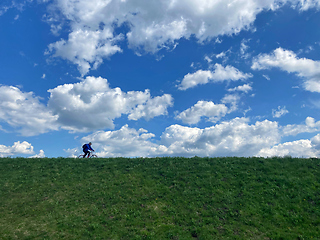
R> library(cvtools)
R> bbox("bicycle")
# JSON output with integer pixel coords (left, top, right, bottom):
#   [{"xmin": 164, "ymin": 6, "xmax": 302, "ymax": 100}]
[{"xmin": 78, "ymin": 151, "xmax": 98, "ymax": 158}]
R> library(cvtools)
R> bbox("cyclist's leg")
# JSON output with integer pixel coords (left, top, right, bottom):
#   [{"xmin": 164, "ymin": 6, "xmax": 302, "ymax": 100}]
[{"xmin": 83, "ymin": 151, "xmax": 89, "ymax": 158}]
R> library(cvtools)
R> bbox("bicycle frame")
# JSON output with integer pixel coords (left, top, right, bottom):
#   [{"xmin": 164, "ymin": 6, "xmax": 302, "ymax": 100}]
[{"xmin": 78, "ymin": 151, "xmax": 98, "ymax": 158}]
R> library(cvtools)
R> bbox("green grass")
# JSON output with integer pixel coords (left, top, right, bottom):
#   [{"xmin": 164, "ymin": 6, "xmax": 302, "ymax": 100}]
[{"xmin": 0, "ymin": 157, "xmax": 319, "ymax": 239}]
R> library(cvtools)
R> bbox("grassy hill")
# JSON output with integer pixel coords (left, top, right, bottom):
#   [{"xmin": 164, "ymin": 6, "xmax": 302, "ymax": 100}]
[{"xmin": 0, "ymin": 157, "xmax": 319, "ymax": 239}]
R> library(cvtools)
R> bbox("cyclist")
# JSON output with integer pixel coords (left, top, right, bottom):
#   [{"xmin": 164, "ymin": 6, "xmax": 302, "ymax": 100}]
[{"xmin": 82, "ymin": 142, "xmax": 94, "ymax": 158}]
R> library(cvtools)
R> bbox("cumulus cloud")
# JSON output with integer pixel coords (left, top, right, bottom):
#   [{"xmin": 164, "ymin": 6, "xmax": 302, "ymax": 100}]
[
  {"xmin": 46, "ymin": 28, "xmax": 122, "ymax": 76},
  {"xmin": 64, "ymin": 148, "xmax": 79, "ymax": 158},
  {"xmin": 128, "ymin": 94, "xmax": 174, "ymax": 121},
  {"xmin": 227, "ymin": 83, "xmax": 253, "ymax": 93},
  {"xmin": 175, "ymin": 101, "xmax": 228, "ymax": 125},
  {"xmin": 0, "ymin": 77, "xmax": 172, "ymax": 136},
  {"xmin": 0, "ymin": 85, "xmax": 59, "ymax": 136},
  {"xmin": 82, "ymin": 124, "xmax": 163, "ymax": 157},
  {"xmin": 175, "ymin": 87, "xmax": 249, "ymax": 125},
  {"xmin": 29, "ymin": 150, "xmax": 46, "ymax": 158},
  {"xmin": 272, "ymin": 106, "xmax": 289, "ymax": 118},
  {"xmin": 43, "ymin": 0, "xmax": 320, "ymax": 75},
  {"xmin": 161, "ymin": 118, "xmax": 280, "ymax": 157},
  {"xmin": 79, "ymin": 115, "xmax": 320, "ymax": 158},
  {"xmin": 252, "ymin": 47, "xmax": 320, "ymax": 92},
  {"xmin": 177, "ymin": 70, "xmax": 213, "ymax": 90},
  {"xmin": 0, "ymin": 141, "xmax": 35, "ymax": 157},
  {"xmin": 82, "ymin": 118, "xmax": 282, "ymax": 157},
  {"xmin": 282, "ymin": 117, "xmax": 320, "ymax": 136},
  {"xmin": 221, "ymin": 94, "xmax": 241, "ymax": 112},
  {"xmin": 177, "ymin": 64, "xmax": 252, "ymax": 90},
  {"xmin": 47, "ymin": 76, "xmax": 173, "ymax": 132},
  {"xmin": 2, "ymin": 1, "xmax": 320, "ymax": 76},
  {"xmin": 258, "ymin": 134, "xmax": 320, "ymax": 158}
]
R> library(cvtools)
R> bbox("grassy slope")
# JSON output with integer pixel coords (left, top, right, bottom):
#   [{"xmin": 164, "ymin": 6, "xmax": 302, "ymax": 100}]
[{"xmin": 0, "ymin": 157, "xmax": 319, "ymax": 239}]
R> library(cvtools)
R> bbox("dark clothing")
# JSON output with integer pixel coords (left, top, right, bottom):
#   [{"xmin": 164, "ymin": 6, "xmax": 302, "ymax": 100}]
[
  {"xmin": 82, "ymin": 143, "xmax": 94, "ymax": 158},
  {"xmin": 83, "ymin": 143, "xmax": 94, "ymax": 152},
  {"xmin": 83, "ymin": 151, "xmax": 90, "ymax": 158}
]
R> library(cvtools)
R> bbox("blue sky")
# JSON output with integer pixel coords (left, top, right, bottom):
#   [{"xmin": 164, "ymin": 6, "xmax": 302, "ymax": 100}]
[{"xmin": 1, "ymin": 0, "xmax": 320, "ymax": 158}]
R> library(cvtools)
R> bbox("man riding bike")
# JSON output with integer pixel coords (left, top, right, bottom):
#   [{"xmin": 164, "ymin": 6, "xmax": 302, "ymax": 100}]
[{"xmin": 82, "ymin": 142, "xmax": 94, "ymax": 158}]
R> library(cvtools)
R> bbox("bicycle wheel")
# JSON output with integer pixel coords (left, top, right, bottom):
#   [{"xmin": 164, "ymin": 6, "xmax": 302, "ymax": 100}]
[
  {"xmin": 90, "ymin": 154, "xmax": 98, "ymax": 158},
  {"xmin": 78, "ymin": 154, "xmax": 85, "ymax": 158}
]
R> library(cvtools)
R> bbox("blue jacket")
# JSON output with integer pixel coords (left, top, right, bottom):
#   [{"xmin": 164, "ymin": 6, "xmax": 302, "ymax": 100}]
[{"xmin": 83, "ymin": 144, "xmax": 93, "ymax": 152}]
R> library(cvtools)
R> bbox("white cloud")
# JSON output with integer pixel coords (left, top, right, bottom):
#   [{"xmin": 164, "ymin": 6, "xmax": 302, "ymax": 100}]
[
  {"xmin": 0, "ymin": 141, "xmax": 35, "ymax": 157},
  {"xmin": 258, "ymin": 135, "xmax": 320, "ymax": 158},
  {"xmin": 177, "ymin": 70, "xmax": 213, "ymax": 90},
  {"xmin": 82, "ymin": 124, "xmax": 163, "ymax": 157},
  {"xmin": 162, "ymin": 118, "xmax": 281, "ymax": 157},
  {"xmin": 82, "ymin": 118, "xmax": 281, "ymax": 157},
  {"xmin": 29, "ymin": 150, "xmax": 46, "ymax": 158},
  {"xmin": 64, "ymin": 148, "xmax": 79, "ymax": 158},
  {"xmin": 1, "ymin": 0, "xmax": 47, "ymax": 17},
  {"xmin": 240, "ymin": 41, "xmax": 249, "ymax": 55},
  {"xmin": 262, "ymin": 74, "xmax": 270, "ymax": 81},
  {"xmin": 0, "ymin": 6, "xmax": 9, "ymax": 16},
  {"xmin": 0, "ymin": 78, "xmax": 173, "ymax": 136},
  {"xmin": 0, "ymin": 85, "xmax": 58, "ymax": 136},
  {"xmin": 47, "ymin": 76, "xmax": 173, "ymax": 132},
  {"xmin": 282, "ymin": 117, "xmax": 320, "ymax": 136},
  {"xmin": 128, "ymin": 94, "xmax": 173, "ymax": 121},
  {"xmin": 311, "ymin": 133, "xmax": 320, "ymax": 149},
  {"xmin": 44, "ymin": 0, "xmax": 320, "ymax": 75},
  {"xmin": 215, "ymin": 49, "xmax": 232, "ymax": 63},
  {"xmin": 240, "ymin": 39, "xmax": 251, "ymax": 59},
  {"xmin": 227, "ymin": 83, "xmax": 252, "ymax": 93},
  {"xmin": 80, "ymin": 115, "xmax": 320, "ymax": 158},
  {"xmin": 46, "ymin": 28, "xmax": 122, "ymax": 76},
  {"xmin": 177, "ymin": 64, "xmax": 252, "ymax": 90},
  {"xmin": 252, "ymin": 47, "xmax": 320, "ymax": 92},
  {"xmin": 126, "ymin": 18, "xmax": 188, "ymax": 53},
  {"xmin": 221, "ymin": 94, "xmax": 241, "ymax": 112},
  {"xmin": 216, "ymin": 51, "xmax": 226, "ymax": 59},
  {"xmin": 272, "ymin": 106, "xmax": 289, "ymax": 118},
  {"xmin": 175, "ymin": 100, "xmax": 228, "ymax": 125},
  {"xmin": 204, "ymin": 56, "xmax": 212, "ymax": 63},
  {"xmin": 292, "ymin": 0, "xmax": 320, "ymax": 11}
]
